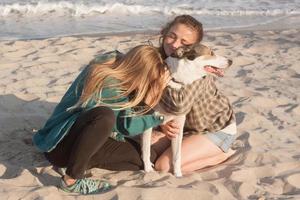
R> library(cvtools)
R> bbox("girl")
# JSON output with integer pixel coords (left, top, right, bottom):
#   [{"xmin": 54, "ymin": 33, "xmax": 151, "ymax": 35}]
[
  {"xmin": 33, "ymin": 45, "xmax": 169, "ymax": 195},
  {"xmin": 152, "ymin": 15, "xmax": 237, "ymax": 174}
]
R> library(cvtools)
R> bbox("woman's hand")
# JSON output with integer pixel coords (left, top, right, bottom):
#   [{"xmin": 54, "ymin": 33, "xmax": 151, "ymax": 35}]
[{"xmin": 160, "ymin": 120, "xmax": 180, "ymax": 140}]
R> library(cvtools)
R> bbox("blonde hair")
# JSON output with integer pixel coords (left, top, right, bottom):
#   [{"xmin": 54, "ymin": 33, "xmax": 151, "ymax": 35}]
[{"xmin": 77, "ymin": 45, "xmax": 167, "ymax": 114}]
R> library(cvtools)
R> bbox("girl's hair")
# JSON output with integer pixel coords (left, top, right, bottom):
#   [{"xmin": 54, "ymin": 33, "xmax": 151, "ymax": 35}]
[
  {"xmin": 159, "ymin": 15, "xmax": 203, "ymax": 58},
  {"xmin": 78, "ymin": 45, "xmax": 167, "ymax": 115}
]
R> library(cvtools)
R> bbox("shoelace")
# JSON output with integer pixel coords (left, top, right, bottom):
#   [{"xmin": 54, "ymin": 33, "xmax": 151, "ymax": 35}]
[
  {"xmin": 78, "ymin": 179, "xmax": 98, "ymax": 194},
  {"xmin": 71, "ymin": 179, "xmax": 110, "ymax": 194}
]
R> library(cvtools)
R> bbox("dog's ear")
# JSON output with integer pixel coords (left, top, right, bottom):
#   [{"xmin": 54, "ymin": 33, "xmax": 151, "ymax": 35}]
[
  {"xmin": 185, "ymin": 49, "xmax": 197, "ymax": 60},
  {"xmin": 193, "ymin": 44, "xmax": 211, "ymax": 56}
]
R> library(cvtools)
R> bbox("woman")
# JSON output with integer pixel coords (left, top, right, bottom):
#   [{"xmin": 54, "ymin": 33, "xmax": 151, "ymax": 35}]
[
  {"xmin": 33, "ymin": 45, "xmax": 170, "ymax": 195},
  {"xmin": 152, "ymin": 15, "xmax": 237, "ymax": 174}
]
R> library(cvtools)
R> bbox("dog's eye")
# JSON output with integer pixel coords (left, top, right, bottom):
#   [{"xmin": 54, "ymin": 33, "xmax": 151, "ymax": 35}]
[{"xmin": 210, "ymin": 51, "xmax": 215, "ymax": 56}]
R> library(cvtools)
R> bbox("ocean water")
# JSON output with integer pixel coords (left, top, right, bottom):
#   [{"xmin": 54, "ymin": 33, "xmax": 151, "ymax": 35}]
[{"xmin": 0, "ymin": 0, "xmax": 300, "ymax": 40}]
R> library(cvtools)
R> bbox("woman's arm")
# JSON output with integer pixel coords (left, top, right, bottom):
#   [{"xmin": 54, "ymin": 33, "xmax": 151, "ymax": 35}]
[{"xmin": 115, "ymin": 111, "xmax": 164, "ymax": 137}]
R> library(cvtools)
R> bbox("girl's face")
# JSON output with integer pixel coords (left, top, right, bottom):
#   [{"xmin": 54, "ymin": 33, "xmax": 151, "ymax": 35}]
[{"xmin": 163, "ymin": 23, "xmax": 198, "ymax": 57}]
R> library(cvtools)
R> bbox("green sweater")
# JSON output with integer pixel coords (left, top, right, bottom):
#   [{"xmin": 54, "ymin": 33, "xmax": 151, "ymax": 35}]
[{"xmin": 33, "ymin": 51, "xmax": 164, "ymax": 152}]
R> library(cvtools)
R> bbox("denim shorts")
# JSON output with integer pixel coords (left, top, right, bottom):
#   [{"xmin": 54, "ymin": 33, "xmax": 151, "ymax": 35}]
[{"xmin": 205, "ymin": 131, "xmax": 236, "ymax": 153}]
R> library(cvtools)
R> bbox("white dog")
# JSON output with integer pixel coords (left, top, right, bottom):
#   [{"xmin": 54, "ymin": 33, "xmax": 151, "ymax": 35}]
[{"xmin": 141, "ymin": 44, "xmax": 233, "ymax": 177}]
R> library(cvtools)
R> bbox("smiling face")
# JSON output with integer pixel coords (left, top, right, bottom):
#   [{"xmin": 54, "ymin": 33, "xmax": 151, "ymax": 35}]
[{"xmin": 163, "ymin": 23, "xmax": 198, "ymax": 57}]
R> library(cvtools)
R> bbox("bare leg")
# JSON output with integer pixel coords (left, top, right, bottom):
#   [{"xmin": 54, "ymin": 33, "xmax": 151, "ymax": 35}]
[
  {"xmin": 150, "ymin": 130, "xmax": 171, "ymax": 156},
  {"xmin": 154, "ymin": 134, "xmax": 235, "ymax": 174},
  {"xmin": 181, "ymin": 148, "xmax": 236, "ymax": 173}
]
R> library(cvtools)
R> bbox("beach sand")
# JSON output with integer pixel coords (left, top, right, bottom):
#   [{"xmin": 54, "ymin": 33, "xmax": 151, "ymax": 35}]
[{"xmin": 0, "ymin": 29, "xmax": 299, "ymax": 199}]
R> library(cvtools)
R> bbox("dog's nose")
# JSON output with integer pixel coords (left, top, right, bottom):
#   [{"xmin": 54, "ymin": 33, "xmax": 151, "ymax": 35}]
[{"xmin": 228, "ymin": 59, "xmax": 233, "ymax": 66}]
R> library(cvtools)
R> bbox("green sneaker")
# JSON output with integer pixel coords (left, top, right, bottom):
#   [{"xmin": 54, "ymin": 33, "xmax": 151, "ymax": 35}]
[{"xmin": 60, "ymin": 177, "xmax": 112, "ymax": 195}]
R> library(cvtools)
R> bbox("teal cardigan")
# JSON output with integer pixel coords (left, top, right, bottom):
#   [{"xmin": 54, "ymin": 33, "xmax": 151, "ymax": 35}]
[{"xmin": 33, "ymin": 51, "xmax": 164, "ymax": 152}]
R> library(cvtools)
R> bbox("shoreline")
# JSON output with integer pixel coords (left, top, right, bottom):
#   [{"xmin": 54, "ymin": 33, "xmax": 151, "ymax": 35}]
[{"xmin": 1, "ymin": 17, "xmax": 300, "ymax": 42}]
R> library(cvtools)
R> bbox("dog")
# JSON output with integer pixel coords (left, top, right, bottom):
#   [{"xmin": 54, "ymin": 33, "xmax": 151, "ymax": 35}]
[{"xmin": 141, "ymin": 43, "xmax": 233, "ymax": 177}]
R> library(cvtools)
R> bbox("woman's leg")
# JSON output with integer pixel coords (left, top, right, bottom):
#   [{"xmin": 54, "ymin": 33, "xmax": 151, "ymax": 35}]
[
  {"xmin": 154, "ymin": 133, "xmax": 235, "ymax": 174},
  {"xmin": 45, "ymin": 106, "xmax": 115, "ymax": 178},
  {"xmin": 45, "ymin": 106, "xmax": 155, "ymax": 177},
  {"xmin": 150, "ymin": 130, "xmax": 171, "ymax": 156},
  {"xmin": 45, "ymin": 106, "xmax": 158, "ymax": 194},
  {"xmin": 88, "ymin": 137, "xmax": 158, "ymax": 171},
  {"xmin": 65, "ymin": 107, "xmax": 116, "ymax": 179}
]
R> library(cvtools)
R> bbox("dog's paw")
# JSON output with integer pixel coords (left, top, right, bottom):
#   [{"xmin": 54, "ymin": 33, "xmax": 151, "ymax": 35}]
[
  {"xmin": 174, "ymin": 169, "xmax": 182, "ymax": 178},
  {"xmin": 144, "ymin": 163, "xmax": 154, "ymax": 172}
]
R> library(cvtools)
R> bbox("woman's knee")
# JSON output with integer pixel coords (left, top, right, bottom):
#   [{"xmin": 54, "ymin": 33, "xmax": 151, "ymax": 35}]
[
  {"xmin": 78, "ymin": 106, "xmax": 114, "ymax": 121},
  {"xmin": 75, "ymin": 106, "xmax": 115, "ymax": 139},
  {"xmin": 92, "ymin": 106, "xmax": 115, "ymax": 125},
  {"xmin": 93, "ymin": 106, "xmax": 115, "ymax": 119},
  {"xmin": 154, "ymin": 157, "xmax": 171, "ymax": 172}
]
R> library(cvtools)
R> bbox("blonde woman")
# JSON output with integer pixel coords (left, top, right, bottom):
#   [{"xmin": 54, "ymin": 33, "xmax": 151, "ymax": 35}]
[{"xmin": 33, "ymin": 45, "xmax": 169, "ymax": 195}]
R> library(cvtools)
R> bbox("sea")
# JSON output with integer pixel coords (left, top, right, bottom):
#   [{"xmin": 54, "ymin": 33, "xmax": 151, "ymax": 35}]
[{"xmin": 0, "ymin": 0, "xmax": 300, "ymax": 40}]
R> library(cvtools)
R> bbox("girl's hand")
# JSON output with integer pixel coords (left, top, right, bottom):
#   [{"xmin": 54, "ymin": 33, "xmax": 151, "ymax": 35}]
[{"xmin": 160, "ymin": 120, "xmax": 180, "ymax": 140}]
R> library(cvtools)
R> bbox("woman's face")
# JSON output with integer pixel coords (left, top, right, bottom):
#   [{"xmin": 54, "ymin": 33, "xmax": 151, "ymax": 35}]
[{"xmin": 163, "ymin": 23, "xmax": 198, "ymax": 57}]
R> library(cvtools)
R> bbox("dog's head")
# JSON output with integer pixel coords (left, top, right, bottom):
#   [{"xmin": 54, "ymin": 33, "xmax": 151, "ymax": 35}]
[{"xmin": 170, "ymin": 43, "xmax": 233, "ymax": 77}]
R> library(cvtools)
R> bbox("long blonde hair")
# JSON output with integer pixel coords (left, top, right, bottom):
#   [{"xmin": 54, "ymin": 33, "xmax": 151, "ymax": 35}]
[{"xmin": 78, "ymin": 45, "xmax": 167, "ymax": 114}]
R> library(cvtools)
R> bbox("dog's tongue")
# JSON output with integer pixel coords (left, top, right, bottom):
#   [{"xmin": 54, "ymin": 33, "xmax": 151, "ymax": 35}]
[{"xmin": 204, "ymin": 66, "xmax": 224, "ymax": 77}]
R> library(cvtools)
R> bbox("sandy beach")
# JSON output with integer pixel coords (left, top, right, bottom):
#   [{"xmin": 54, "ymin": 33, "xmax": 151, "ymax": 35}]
[{"xmin": 0, "ymin": 29, "xmax": 300, "ymax": 199}]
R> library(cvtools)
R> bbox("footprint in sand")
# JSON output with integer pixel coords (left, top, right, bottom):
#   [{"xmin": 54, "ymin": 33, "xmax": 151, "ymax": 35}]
[{"xmin": 286, "ymin": 173, "xmax": 300, "ymax": 189}]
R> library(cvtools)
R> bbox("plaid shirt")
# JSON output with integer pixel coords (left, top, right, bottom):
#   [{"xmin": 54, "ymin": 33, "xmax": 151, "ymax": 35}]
[{"xmin": 160, "ymin": 75, "xmax": 236, "ymax": 135}]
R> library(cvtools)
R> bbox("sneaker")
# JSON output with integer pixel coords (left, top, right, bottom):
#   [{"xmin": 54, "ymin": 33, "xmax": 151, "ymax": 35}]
[{"xmin": 60, "ymin": 177, "xmax": 112, "ymax": 195}]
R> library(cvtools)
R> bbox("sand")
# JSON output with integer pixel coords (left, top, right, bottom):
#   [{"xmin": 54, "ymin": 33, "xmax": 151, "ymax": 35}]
[{"xmin": 0, "ymin": 29, "xmax": 299, "ymax": 199}]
